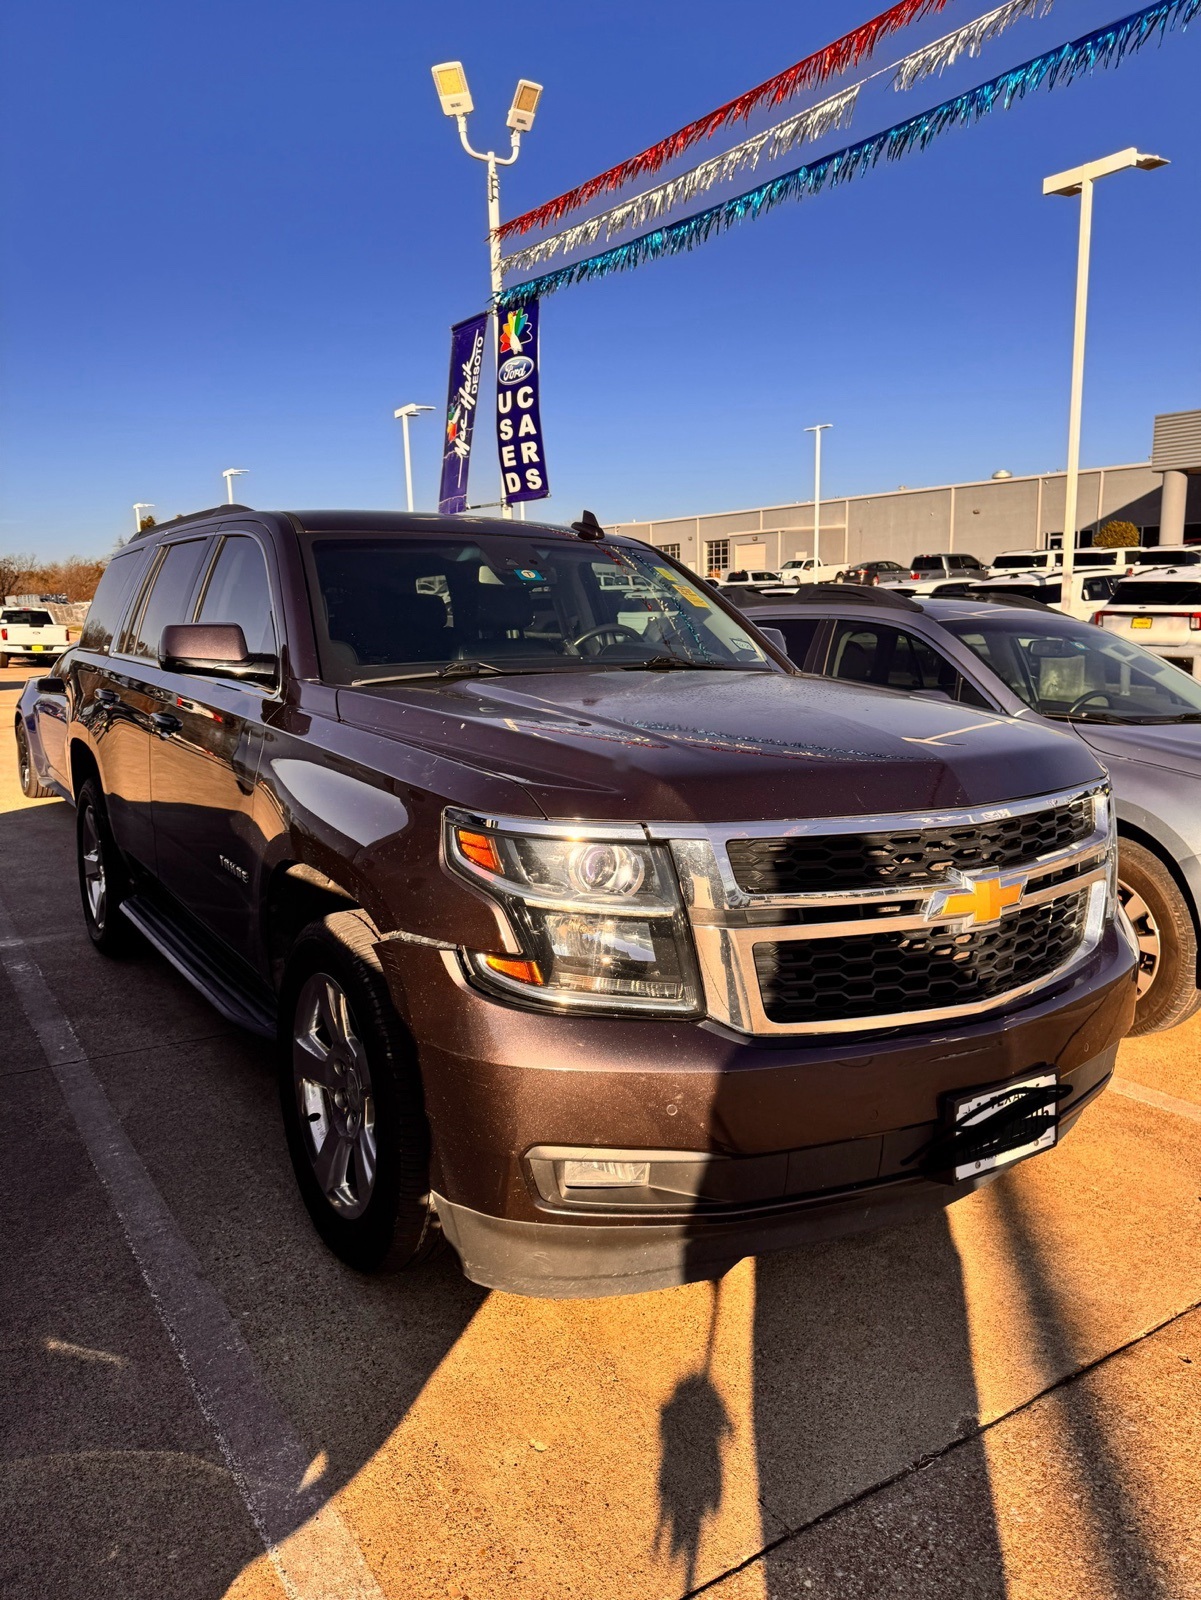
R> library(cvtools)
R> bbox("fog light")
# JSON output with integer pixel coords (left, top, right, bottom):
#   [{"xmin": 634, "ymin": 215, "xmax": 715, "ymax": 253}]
[{"xmin": 562, "ymin": 1159, "xmax": 650, "ymax": 1188}]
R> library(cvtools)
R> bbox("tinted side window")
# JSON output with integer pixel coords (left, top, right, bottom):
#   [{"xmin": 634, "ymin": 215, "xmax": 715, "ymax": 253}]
[
  {"xmin": 769, "ymin": 617, "xmax": 820, "ymax": 665},
  {"xmin": 123, "ymin": 540, "xmax": 211, "ymax": 661},
  {"xmin": 826, "ymin": 621, "xmax": 990, "ymax": 707},
  {"xmin": 78, "ymin": 548, "xmax": 150, "ymax": 654},
  {"xmin": 196, "ymin": 536, "xmax": 276, "ymax": 655}
]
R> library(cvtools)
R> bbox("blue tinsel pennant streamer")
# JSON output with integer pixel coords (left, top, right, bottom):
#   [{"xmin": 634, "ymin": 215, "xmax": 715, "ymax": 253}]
[{"xmin": 495, "ymin": 0, "xmax": 1199, "ymax": 310}]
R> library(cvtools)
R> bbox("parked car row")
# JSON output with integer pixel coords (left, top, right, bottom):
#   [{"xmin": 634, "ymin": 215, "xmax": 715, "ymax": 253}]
[
  {"xmin": 726, "ymin": 581, "xmax": 1201, "ymax": 1036},
  {"xmin": 14, "ymin": 509, "xmax": 1145, "ymax": 1298}
]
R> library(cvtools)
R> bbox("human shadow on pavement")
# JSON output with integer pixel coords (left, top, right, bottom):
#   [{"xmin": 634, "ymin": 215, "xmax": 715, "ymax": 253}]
[
  {"xmin": 654, "ymin": 1280, "xmax": 735, "ymax": 1594},
  {"xmin": 0, "ymin": 800, "xmax": 488, "ymax": 1600}
]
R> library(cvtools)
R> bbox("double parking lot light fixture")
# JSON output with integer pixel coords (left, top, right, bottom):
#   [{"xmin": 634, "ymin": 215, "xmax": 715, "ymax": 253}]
[
  {"xmin": 1043, "ymin": 148, "xmax": 1168, "ymax": 589},
  {"xmin": 431, "ymin": 60, "xmax": 544, "ymax": 520}
]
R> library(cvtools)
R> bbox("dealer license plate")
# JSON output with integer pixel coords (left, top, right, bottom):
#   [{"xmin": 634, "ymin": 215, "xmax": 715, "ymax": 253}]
[
  {"xmin": 1131, "ymin": 617, "xmax": 1153, "ymax": 629},
  {"xmin": 950, "ymin": 1071, "xmax": 1058, "ymax": 1182}
]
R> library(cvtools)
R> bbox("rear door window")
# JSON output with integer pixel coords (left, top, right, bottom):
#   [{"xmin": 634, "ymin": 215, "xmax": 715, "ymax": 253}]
[
  {"xmin": 121, "ymin": 539, "xmax": 212, "ymax": 661},
  {"xmin": 78, "ymin": 547, "xmax": 151, "ymax": 654}
]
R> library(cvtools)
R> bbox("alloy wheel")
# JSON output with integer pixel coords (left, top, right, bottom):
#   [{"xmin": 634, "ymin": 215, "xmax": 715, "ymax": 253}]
[
  {"xmin": 293, "ymin": 972, "xmax": 378, "ymax": 1219},
  {"xmin": 1119, "ymin": 880, "xmax": 1160, "ymax": 999},
  {"xmin": 80, "ymin": 804, "xmax": 107, "ymax": 928}
]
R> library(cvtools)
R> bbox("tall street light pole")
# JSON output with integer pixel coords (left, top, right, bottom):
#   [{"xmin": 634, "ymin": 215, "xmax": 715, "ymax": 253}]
[
  {"xmin": 1043, "ymin": 148, "xmax": 1167, "ymax": 590},
  {"xmin": 222, "ymin": 467, "xmax": 249, "ymax": 504},
  {"xmin": 394, "ymin": 404, "xmax": 434, "ymax": 512},
  {"xmin": 132, "ymin": 502, "xmax": 154, "ymax": 535},
  {"xmin": 432, "ymin": 63, "xmax": 543, "ymax": 520},
  {"xmin": 804, "ymin": 424, "xmax": 832, "ymax": 567}
]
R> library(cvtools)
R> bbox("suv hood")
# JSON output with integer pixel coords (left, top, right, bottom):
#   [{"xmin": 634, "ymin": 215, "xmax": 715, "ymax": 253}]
[
  {"xmin": 337, "ymin": 670, "xmax": 1101, "ymax": 824},
  {"xmin": 1075, "ymin": 719, "xmax": 1201, "ymax": 781}
]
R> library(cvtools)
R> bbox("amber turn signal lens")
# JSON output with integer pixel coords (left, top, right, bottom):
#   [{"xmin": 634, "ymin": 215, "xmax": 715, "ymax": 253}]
[
  {"xmin": 456, "ymin": 828, "xmax": 502, "ymax": 873},
  {"xmin": 483, "ymin": 954, "xmax": 544, "ymax": 986}
]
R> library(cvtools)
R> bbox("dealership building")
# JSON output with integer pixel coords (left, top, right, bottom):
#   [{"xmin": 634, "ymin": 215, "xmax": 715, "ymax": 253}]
[{"xmin": 610, "ymin": 409, "xmax": 1201, "ymax": 574}]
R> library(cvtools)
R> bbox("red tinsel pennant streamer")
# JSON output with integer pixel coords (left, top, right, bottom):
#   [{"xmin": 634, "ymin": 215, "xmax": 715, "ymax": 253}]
[{"xmin": 494, "ymin": 0, "xmax": 954, "ymax": 242}]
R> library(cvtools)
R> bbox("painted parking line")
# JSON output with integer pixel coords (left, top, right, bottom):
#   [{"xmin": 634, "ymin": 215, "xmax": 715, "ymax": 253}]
[
  {"xmin": 0, "ymin": 891, "xmax": 385, "ymax": 1600},
  {"xmin": 1111, "ymin": 1075, "xmax": 1201, "ymax": 1124}
]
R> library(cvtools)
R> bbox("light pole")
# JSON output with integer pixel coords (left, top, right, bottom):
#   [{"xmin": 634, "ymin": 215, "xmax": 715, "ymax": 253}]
[
  {"xmin": 222, "ymin": 467, "xmax": 249, "ymax": 504},
  {"xmin": 804, "ymin": 424, "xmax": 832, "ymax": 567},
  {"xmin": 432, "ymin": 62, "xmax": 543, "ymax": 519},
  {"xmin": 1043, "ymin": 148, "xmax": 1167, "ymax": 589},
  {"xmin": 394, "ymin": 404, "xmax": 435, "ymax": 512},
  {"xmin": 132, "ymin": 502, "xmax": 154, "ymax": 534}
]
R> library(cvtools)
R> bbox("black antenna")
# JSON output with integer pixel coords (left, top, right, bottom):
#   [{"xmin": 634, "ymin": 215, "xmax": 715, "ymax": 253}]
[{"xmin": 570, "ymin": 509, "xmax": 606, "ymax": 541}]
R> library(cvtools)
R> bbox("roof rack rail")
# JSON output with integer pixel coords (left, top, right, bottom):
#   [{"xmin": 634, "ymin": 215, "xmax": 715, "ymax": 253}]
[
  {"xmin": 732, "ymin": 582, "xmax": 922, "ymax": 613},
  {"xmin": 925, "ymin": 587, "xmax": 1050, "ymax": 612},
  {"xmin": 130, "ymin": 504, "xmax": 254, "ymax": 539}
]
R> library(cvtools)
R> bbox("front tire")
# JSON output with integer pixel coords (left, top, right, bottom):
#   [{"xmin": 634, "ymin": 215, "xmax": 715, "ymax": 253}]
[
  {"xmin": 75, "ymin": 778, "xmax": 135, "ymax": 955},
  {"xmin": 1119, "ymin": 839, "xmax": 1201, "ymax": 1036},
  {"xmin": 278, "ymin": 911, "xmax": 438, "ymax": 1273},
  {"xmin": 16, "ymin": 722, "xmax": 52, "ymax": 799}
]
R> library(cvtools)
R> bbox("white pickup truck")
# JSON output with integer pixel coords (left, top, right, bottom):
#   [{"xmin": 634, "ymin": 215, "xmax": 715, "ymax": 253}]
[{"xmin": 0, "ymin": 608, "xmax": 71, "ymax": 668}]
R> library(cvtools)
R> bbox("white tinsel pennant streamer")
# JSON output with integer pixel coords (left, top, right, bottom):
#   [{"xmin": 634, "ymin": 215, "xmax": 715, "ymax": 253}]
[
  {"xmin": 494, "ymin": 0, "xmax": 1201, "ymax": 309},
  {"xmin": 500, "ymin": 0, "xmax": 1053, "ymax": 277},
  {"xmin": 500, "ymin": 84, "xmax": 861, "ymax": 278},
  {"xmin": 893, "ymin": 0, "xmax": 1053, "ymax": 90}
]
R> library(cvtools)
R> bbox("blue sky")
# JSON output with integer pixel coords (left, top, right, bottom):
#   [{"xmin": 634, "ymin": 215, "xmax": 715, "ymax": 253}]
[{"xmin": 2, "ymin": 0, "xmax": 1198, "ymax": 557}]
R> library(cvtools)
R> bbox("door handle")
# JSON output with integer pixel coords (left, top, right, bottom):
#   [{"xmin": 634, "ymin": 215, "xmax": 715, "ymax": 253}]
[
  {"xmin": 94, "ymin": 688, "xmax": 120, "ymax": 705},
  {"xmin": 151, "ymin": 712, "xmax": 182, "ymax": 735}
]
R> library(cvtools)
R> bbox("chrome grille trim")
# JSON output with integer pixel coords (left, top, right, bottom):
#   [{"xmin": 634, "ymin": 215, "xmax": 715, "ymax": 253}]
[{"xmin": 670, "ymin": 783, "xmax": 1112, "ymax": 1035}]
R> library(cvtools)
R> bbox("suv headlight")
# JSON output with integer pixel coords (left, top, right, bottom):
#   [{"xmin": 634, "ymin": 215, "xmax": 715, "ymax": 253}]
[{"xmin": 444, "ymin": 811, "xmax": 700, "ymax": 1014}]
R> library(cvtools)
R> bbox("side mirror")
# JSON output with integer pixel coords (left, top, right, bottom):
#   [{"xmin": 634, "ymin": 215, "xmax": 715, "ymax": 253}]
[
  {"xmin": 37, "ymin": 677, "xmax": 67, "ymax": 694},
  {"xmin": 159, "ymin": 623, "xmax": 277, "ymax": 685},
  {"xmin": 758, "ymin": 626, "xmax": 790, "ymax": 658}
]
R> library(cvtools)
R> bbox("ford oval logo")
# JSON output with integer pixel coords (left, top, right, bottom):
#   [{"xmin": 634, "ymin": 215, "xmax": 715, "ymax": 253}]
[{"xmin": 498, "ymin": 355, "xmax": 534, "ymax": 384}]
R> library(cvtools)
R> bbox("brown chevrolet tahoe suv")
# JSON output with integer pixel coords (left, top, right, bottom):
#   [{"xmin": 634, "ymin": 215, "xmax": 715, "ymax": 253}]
[{"xmin": 33, "ymin": 507, "xmax": 1136, "ymax": 1296}]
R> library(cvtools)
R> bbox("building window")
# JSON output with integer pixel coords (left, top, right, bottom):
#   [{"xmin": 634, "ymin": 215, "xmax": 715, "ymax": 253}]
[
  {"xmin": 704, "ymin": 539, "xmax": 730, "ymax": 575},
  {"xmin": 659, "ymin": 542, "xmax": 681, "ymax": 561}
]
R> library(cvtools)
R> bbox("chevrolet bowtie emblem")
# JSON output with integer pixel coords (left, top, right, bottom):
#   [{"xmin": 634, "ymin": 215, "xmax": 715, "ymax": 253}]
[{"xmin": 930, "ymin": 874, "xmax": 1025, "ymax": 926}]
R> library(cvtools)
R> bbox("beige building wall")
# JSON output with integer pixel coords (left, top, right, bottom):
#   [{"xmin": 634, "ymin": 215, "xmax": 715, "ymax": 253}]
[{"xmin": 611, "ymin": 463, "xmax": 1175, "ymax": 572}]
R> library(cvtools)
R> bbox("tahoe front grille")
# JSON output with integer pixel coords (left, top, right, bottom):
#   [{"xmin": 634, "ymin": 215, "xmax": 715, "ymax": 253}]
[
  {"xmin": 725, "ymin": 797, "xmax": 1095, "ymax": 895},
  {"xmin": 752, "ymin": 891, "xmax": 1089, "ymax": 1027}
]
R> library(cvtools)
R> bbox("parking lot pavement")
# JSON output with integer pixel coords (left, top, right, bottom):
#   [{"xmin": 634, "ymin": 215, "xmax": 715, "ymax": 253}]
[{"xmin": 1, "ymin": 668, "xmax": 1198, "ymax": 1600}]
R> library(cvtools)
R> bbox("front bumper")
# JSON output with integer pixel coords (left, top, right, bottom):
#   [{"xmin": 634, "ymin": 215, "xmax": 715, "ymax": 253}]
[{"xmin": 381, "ymin": 920, "xmax": 1135, "ymax": 1298}]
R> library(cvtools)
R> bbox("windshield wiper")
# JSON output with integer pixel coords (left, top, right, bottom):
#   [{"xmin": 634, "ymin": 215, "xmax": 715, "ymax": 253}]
[
  {"xmin": 617, "ymin": 654, "xmax": 762, "ymax": 672},
  {"xmin": 351, "ymin": 660, "xmax": 524, "ymax": 686}
]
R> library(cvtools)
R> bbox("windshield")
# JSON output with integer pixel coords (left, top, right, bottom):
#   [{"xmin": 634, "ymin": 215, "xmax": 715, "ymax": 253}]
[
  {"xmin": 992, "ymin": 555, "xmax": 1049, "ymax": 570},
  {"xmin": 308, "ymin": 534, "xmax": 776, "ymax": 684},
  {"xmin": 945, "ymin": 614, "xmax": 1201, "ymax": 722}
]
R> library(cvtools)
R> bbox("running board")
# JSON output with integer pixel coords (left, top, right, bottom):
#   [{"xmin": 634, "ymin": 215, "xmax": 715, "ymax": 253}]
[{"xmin": 121, "ymin": 895, "xmax": 277, "ymax": 1038}]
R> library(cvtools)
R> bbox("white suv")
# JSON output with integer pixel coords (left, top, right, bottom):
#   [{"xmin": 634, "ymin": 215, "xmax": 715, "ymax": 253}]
[{"xmin": 1095, "ymin": 570, "xmax": 1201, "ymax": 678}]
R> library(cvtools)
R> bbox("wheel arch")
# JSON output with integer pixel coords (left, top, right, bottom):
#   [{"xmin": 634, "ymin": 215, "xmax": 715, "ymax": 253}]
[{"xmin": 1116, "ymin": 818, "xmax": 1201, "ymax": 984}]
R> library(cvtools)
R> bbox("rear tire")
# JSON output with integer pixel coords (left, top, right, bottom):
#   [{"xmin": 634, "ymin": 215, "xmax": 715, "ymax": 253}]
[
  {"xmin": 278, "ymin": 910, "xmax": 439, "ymax": 1273},
  {"xmin": 76, "ymin": 778, "xmax": 135, "ymax": 955},
  {"xmin": 1119, "ymin": 839, "xmax": 1201, "ymax": 1036},
  {"xmin": 0, "ymin": 654, "xmax": 10, "ymax": 670},
  {"xmin": 16, "ymin": 722, "xmax": 52, "ymax": 799}
]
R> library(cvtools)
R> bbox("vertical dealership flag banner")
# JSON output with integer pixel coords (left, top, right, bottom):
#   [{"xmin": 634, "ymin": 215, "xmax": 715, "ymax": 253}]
[
  {"xmin": 495, "ymin": 301, "xmax": 549, "ymax": 503},
  {"xmin": 438, "ymin": 312, "xmax": 488, "ymax": 515}
]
